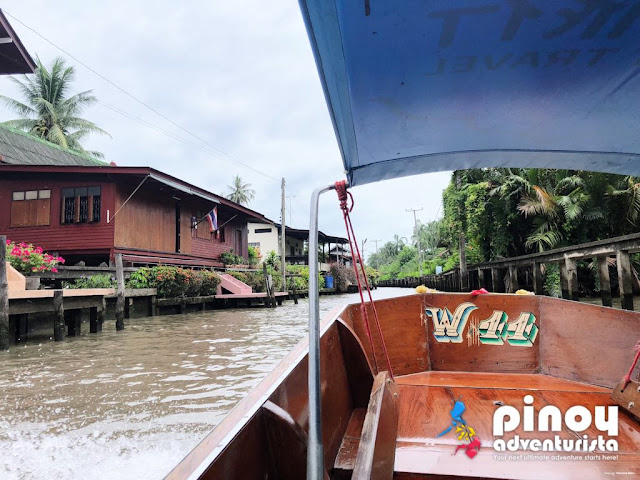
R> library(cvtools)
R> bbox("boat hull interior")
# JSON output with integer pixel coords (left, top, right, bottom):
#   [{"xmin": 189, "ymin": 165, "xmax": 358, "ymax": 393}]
[{"xmin": 168, "ymin": 293, "xmax": 640, "ymax": 479}]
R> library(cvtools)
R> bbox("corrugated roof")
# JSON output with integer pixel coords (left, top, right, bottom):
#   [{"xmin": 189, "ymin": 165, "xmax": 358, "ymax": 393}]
[{"xmin": 0, "ymin": 124, "xmax": 109, "ymax": 166}]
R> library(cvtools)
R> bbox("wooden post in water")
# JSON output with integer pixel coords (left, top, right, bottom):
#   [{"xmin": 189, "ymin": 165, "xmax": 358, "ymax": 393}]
[
  {"xmin": 268, "ymin": 275, "xmax": 276, "ymax": 307},
  {"xmin": 291, "ymin": 277, "xmax": 298, "ymax": 305},
  {"xmin": 53, "ymin": 290, "xmax": 66, "ymax": 341},
  {"xmin": 559, "ymin": 261, "xmax": 570, "ymax": 300},
  {"xmin": 263, "ymin": 263, "xmax": 275, "ymax": 308},
  {"xmin": 564, "ymin": 257, "xmax": 579, "ymax": 301},
  {"xmin": 597, "ymin": 257, "xmax": 613, "ymax": 307},
  {"xmin": 263, "ymin": 263, "xmax": 269, "ymax": 305},
  {"xmin": 532, "ymin": 262, "xmax": 544, "ymax": 295},
  {"xmin": 0, "ymin": 235, "xmax": 10, "ymax": 350},
  {"xmin": 115, "ymin": 253, "xmax": 125, "ymax": 330},
  {"xmin": 149, "ymin": 296, "xmax": 158, "ymax": 316},
  {"xmin": 617, "ymin": 250, "xmax": 634, "ymax": 311},
  {"xmin": 90, "ymin": 299, "xmax": 104, "ymax": 333},
  {"xmin": 66, "ymin": 310, "xmax": 82, "ymax": 336}
]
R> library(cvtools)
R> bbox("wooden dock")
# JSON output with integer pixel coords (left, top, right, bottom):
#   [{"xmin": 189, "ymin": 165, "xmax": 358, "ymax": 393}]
[
  {"xmin": 378, "ymin": 232, "xmax": 640, "ymax": 310},
  {"xmin": 157, "ymin": 291, "xmax": 290, "ymax": 311},
  {"xmin": 0, "ymin": 241, "xmax": 312, "ymax": 348}
]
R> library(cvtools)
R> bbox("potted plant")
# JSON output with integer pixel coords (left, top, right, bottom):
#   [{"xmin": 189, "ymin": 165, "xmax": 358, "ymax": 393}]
[{"xmin": 5, "ymin": 239, "xmax": 65, "ymax": 290}]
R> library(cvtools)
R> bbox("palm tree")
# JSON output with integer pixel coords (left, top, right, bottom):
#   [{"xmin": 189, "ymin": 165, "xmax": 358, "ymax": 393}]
[
  {"xmin": 492, "ymin": 170, "xmax": 595, "ymax": 252},
  {"xmin": 393, "ymin": 234, "xmax": 407, "ymax": 254},
  {"xmin": 0, "ymin": 57, "xmax": 110, "ymax": 158},
  {"xmin": 226, "ymin": 175, "xmax": 255, "ymax": 205}
]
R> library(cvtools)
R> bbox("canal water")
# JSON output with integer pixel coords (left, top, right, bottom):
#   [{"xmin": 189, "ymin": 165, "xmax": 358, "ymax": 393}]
[{"xmin": 0, "ymin": 288, "xmax": 413, "ymax": 480}]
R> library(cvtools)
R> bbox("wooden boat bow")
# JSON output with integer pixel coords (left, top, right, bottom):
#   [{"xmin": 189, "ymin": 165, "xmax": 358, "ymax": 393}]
[{"xmin": 167, "ymin": 293, "xmax": 640, "ymax": 479}]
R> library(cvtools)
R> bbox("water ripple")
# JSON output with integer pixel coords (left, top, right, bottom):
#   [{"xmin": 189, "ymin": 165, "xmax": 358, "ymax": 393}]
[{"xmin": 0, "ymin": 288, "xmax": 411, "ymax": 479}]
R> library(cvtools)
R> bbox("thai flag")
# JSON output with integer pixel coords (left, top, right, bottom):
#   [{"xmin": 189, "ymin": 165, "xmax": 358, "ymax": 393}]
[{"xmin": 206, "ymin": 207, "xmax": 218, "ymax": 233}]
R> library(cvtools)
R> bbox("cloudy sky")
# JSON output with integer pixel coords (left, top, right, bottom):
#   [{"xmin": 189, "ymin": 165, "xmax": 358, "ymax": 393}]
[{"xmin": 0, "ymin": 1, "xmax": 451, "ymax": 258}]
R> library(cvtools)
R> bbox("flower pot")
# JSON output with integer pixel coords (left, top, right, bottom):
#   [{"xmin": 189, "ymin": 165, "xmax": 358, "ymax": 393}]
[{"xmin": 25, "ymin": 276, "xmax": 41, "ymax": 290}]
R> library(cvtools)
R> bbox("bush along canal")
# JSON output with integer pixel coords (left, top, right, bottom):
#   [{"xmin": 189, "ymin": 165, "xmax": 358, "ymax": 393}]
[{"xmin": 2, "ymin": 244, "xmax": 372, "ymax": 347}]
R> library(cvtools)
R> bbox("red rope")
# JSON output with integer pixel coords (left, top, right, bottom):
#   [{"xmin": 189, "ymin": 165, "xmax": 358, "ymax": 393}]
[
  {"xmin": 335, "ymin": 181, "xmax": 394, "ymax": 378},
  {"xmin": 622, "ymin": 347, "xmax": 640, "ymax": 390}
]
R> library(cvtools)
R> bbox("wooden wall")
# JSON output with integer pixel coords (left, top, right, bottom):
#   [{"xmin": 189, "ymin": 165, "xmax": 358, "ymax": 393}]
[
  {"xmin": 114, "ymin": 183, "xmax": 249, "ymax": 261},
  {"xmin": 114, "ymin": 184, "xmax": 176, "ymax": 253},
  {"xmin": 424, "ymin": 293, "xmax": 540, "ymax": 374},
  {"xmin": 539, "ymin": 296, "xmax": 640, "ymax": 388},
  {"xmin": 345, "ymin": 295, "xmax": 431, "ymax": 376},
  {"xmin": 345, "ymin": 292, "xmax": 640, "ymax": 388},
  {"xmin": 345, "ymin": 293, "xmax": 540, "ymax": 376},
  {"xmin": 0, "ymin": 173, "xmax": 254, "ymax": 265},
  {"xmin": 0, "ymin": 175, "xmax": 115, "ymax": 256}
]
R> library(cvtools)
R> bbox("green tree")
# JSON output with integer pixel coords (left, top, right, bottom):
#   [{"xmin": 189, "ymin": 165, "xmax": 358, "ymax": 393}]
[
  {"xmin": 0, "ymin": 57, "xmax": 109, "ymax": 158},
  {"xmin": 226, "ymin": 175, "xmax": 256, "ymax": 205},
  {"xmin": 492, "ymin": 170, "xmax": 593, "ymax": 252},
  {"xmin": 606, "ymin": 176, "xmax": 640, "ymax": 230}
]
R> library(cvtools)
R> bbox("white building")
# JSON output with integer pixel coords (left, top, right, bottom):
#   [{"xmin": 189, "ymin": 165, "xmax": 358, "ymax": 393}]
[{"xmin": 247, "ymin": 222, "xmax": 349, "ymax": 270}]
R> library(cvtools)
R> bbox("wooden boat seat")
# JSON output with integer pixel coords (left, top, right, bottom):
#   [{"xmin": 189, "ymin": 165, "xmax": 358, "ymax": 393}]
[
  {"xmin": 334, "ymin": 371, "xmax": 640, "ymax": 480},
  {"xmin": 351, "ymin": 371, "xmax": 398, "ymax": 480}
]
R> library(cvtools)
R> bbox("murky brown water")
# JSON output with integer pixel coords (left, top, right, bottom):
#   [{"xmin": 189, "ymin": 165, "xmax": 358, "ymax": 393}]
[{"xmin": 0, "ymin": 288, "xmax": 412, "ymax": 480}]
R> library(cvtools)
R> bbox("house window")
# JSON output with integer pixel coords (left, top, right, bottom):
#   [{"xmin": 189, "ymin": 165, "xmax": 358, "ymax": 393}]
[
  {"xmin": 61, "ymin": 186, "xmax": 101, "ymax": 224},
  {"xmin": 218, "ymin": 227, "xmax": 226, "ymax": 243},
  {"xmin": 10, "ymin": 189, "xmax": 51, "ymax": 227},
  {"xmin": 254, "ymin": 228, "xmax": 272, "ymax": 234}
]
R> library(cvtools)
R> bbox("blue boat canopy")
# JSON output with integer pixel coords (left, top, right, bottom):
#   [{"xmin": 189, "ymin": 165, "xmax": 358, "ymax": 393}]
[{"xmin": 299, "ymin": 0, "xmax": 640, "ymax": 186}]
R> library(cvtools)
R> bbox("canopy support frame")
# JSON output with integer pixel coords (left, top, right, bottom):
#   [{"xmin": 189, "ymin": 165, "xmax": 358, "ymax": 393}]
[{"xmin": 307, "ymin": 182, "xmax": 339, "ymax": 480}]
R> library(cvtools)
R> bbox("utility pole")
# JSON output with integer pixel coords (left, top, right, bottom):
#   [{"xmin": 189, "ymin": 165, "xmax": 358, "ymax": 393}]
[
  {"xmin": 281, "ymin": 177, "xmax": 286, "ymax": 291},
  {"xmin": 372, "ymin": 239, "xmax": 381, "ymax": 255},
  {"xmin": 406, "ymin": 207, "xmax": 423, "ymax": 277},
  {"xmin": 361, "ymin": 238, "xmax": 367, "ymax": 261}
]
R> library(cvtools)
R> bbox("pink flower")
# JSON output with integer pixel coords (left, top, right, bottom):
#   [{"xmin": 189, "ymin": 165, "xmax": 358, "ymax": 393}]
[
  {"xmin": 5, "ymin": 239, "xmax": 10, "ymax": 245},
  {"xmin": 19, "ymin": 242, "xmax": 27, "ymax": 248},
  {"xmin": 11, "ymin": 248, "xmax": 21, "ymax": 256},
  {"xmin": 23, "ymin": 250, "xmax": 31, "ymax": 256},
  {"xmin": 51, "ymin": 268, "xmax": 58, "ymax": 273},
  {"xmin": 31, "ymin": 267, "xmax": 38, "ymax": 272},
  {"xmin": 22, "ymin": 258, "xmax": 28, "ymax": 262},
  {"xmin": 35, "ymin": 247, "xmax": 43, "ymax": 254}
]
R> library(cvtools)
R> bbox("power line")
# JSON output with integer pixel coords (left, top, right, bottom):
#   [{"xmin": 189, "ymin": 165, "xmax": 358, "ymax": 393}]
[
  {"xmin": 3, "ymin": 9, "xmax": 279, "ymax": 181},
  {"xmin": 433, "ymin": 201, "xmax": 443, "ymax": 221}
]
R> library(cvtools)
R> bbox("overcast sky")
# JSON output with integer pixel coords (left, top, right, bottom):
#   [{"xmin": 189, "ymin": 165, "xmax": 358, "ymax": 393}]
[{"xmin": 0, "ymin": 0, "xmax": 451, "ymax": 259}]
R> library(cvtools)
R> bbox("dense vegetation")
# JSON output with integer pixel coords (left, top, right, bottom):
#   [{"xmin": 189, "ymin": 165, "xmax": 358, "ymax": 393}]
[{"xmin": 367, "ymin": 169, "xmax": 640, "ymax": 281}]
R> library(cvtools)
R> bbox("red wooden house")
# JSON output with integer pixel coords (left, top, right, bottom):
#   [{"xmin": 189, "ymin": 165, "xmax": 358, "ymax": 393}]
[{"xmin": 0, "ymin": 129, "xmax": 271, "ymax": 267}]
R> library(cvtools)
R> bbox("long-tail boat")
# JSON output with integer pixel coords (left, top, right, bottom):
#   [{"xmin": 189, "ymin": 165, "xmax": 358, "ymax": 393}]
[{"xmin": 168, "ymin": 1, "xmax": 640, "ymax": 478}]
